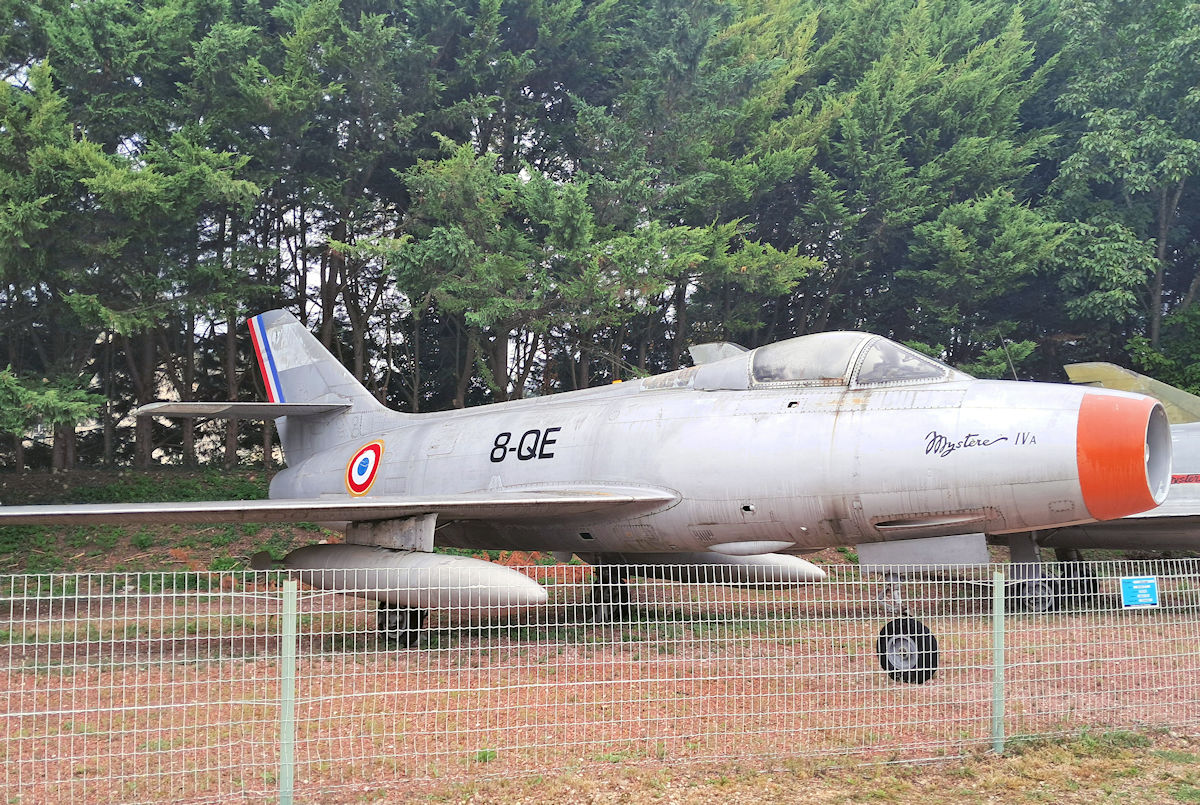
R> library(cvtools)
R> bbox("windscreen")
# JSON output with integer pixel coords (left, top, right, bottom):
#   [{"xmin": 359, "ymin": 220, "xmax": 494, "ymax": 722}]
[{"xmin": 853, "ymin": 338, "xmax": 963, "ymax": 386}]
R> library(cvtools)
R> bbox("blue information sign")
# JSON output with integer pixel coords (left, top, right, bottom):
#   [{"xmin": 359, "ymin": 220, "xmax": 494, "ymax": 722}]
[{"xmin": 1120, "ymin": 576, "xmax": 1160, "ymax": 609}]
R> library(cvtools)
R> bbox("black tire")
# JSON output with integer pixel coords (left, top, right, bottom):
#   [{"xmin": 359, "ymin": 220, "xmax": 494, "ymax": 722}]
[
  {"xmin": 1009, "ymin": 578, "xmax": 1059, "ymax": 613},
  {"xmin": 877, "ymin": 617, "xmax": 938, "ymax": 684},
  {"xmin": 1057, "ymin": 562, "xmax": 1099, "ymax": 608},
  {"xmin": 378, "ymin": 602, "xmax": 427, "ymax": 646}
]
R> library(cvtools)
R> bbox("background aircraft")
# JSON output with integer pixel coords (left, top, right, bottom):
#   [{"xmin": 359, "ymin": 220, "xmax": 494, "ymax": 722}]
[
  {"xmin": 0, "ymin": 312, "xmax": 1173, "ymax": 683},
  {"xmin": 1034, "ymin": 362, "xmax": 1200, "ymax": 553}
]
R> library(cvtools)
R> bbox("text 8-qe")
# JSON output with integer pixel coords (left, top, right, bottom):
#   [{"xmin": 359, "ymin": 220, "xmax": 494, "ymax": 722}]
[{"xmin": 489, "ymin": 427, "xmax": 562, "ymax": 463}]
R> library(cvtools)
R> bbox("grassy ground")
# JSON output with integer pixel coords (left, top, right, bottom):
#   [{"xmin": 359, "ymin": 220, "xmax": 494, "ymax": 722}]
[
  {"xmin": 407, "ymin": 730, "xmax": 1200, "ymax": 803},
  {"xmin": 0, "ymin": 468, "xmax": 322, "ymax": 573}
]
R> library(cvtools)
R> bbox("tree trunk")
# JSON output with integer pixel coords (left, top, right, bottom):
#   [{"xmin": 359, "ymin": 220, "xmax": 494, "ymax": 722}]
[
  {"xmin": 181, "ymin": 308, "xmax": 197, "ymax": 468},
  {"xmin": 262, "ymin": 420, "xmax": 273, "ymax": 470},
  {"xmin": 670, "ymin": 277, "xmax": 689, "ymax": 367},
  {"xmin": 1149, "ymin": 189, "xmax": 1169, "ymax": 348},
  {"xmin": 224, "ymin": 310, "xmax": 240, "ymax": 469},
  {"xmin": 409, "ymin": 312, "xmax": 421, "ymax": 413},
  {"xmin": 136, "ymin": 332, "xmax": 155, "ymax": 468},
  {"xmin": 52, "ymin": 422, "xmax": 75, "ymax": 472},
  {"xmin": 125, "ymin": 332, "xmax": 156, "ymax": 469},
  {"xmin": 576, "ymin": 332, "xmax": 591, "ymax": 389},
  {"xmin": 488, "ymin": 334, "xmax": 509, "ymax": 402},
  {"xmin": 453, "ymin": 330, "xmax": 476, "ymax": 409},
  {"xmin": 102, "ymin": 334, "xmax": 114, "ymax": 467},
  {"xmin": 319, "ymin": 220, "xmax": 348, "ymax": 349},
  {"xmin": 1149, "ymin": 179, "xmax": 1188, "ymax": 348}
]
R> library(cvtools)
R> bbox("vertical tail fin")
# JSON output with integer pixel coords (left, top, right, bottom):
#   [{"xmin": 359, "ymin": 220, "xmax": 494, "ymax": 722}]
[
  {"xmin": 248, "ymin": 311, "xmax": 384, "ymax": 411},
  {"xmin": 248, "ymin": 310, "xmax": 391, "ymax": 464}
]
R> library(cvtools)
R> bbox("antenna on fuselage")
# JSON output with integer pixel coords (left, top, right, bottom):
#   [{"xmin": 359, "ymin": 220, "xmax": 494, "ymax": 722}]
[{"xmin": 1002, "ymin": 340, "xmax": 1019, "ymax": 381}]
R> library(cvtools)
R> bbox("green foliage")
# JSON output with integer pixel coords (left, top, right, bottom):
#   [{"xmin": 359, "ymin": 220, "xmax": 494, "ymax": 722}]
[
  {"xmin": 4, "ymin": 469, "xmax": 268, "ymax": 506},
  {"xmin": 902, "ymin": 191, "xmax": 1062, "ymax": 362},
  {"xmin": 1128, "ymin": 307, "xmax": 1200, "ymax": 395},
  {"xmin": 257, "ymin": 533, "xmax": 298, "ymax": 562},
  {"xmin": 131, "ymin": 529, "xmax": 157, "ymax": 550},
  {"xmin": 0, "ymin": 368, "xmax": 99, "ymax": 437},
  {"xmin": 208, "ymin": 555, "xmax": 242, "ymax": 572},
  {"xmin": 209, "ymin": 526, "xmax": 238, "ymax": 548},
  {"xmin": 1054, "ymin": 0, "xmax": 1200, "ymax": 345},
  {"xmin": 1054, "ymin": 220, "xmax": 1156, "ymax": 329},
  {"xmin": 958, "ymin": 341, "xmax": 1037, "ymax": 380},
  {"xmin": 1, "ymin": 0, "xmax": 1199, "ymax": 461}
]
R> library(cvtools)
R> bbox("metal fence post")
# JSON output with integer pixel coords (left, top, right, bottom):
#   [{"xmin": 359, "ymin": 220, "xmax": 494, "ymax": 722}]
[
  {"xmin": 990, "ymin": 569, "xmax": 1006, "ymax": 754},
  {"xmin": 280, "ymin": 579, "xmax": 299, "ymax": 804}
]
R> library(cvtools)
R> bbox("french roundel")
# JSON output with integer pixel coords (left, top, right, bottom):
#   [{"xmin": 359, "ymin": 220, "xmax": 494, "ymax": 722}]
[{"xmin": 345, "ymin": 440, "xmax": 385, "ymax": 496}]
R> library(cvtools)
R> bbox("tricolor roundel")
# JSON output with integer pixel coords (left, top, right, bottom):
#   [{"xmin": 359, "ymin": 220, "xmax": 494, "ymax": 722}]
[{"xmin": 345, "ymin": 440, "xmax": 385, "ymax": 496}]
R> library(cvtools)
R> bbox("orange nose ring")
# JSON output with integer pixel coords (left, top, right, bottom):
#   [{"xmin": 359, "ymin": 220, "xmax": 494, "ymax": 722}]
[{"xmin": 1077, "ymin": 393, "xmax": 1161, "ymax": 521}]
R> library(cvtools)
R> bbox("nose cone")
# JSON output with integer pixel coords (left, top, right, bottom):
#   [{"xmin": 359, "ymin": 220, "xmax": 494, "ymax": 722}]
[{"xmin": 1077, "ymin": 392, "xmax": 1172, "ymax": 520}]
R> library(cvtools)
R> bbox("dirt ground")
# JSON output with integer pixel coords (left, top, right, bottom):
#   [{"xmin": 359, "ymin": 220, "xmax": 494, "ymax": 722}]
[{"xmin": 4, "ymin": 573, "xmax": 1200, "ymax": 804}]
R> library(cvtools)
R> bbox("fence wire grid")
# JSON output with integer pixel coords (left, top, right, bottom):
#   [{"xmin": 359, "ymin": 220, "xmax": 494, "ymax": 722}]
[{"xmin": 3, "ymin": 558, "xmax": 1200, "ymax": 803}]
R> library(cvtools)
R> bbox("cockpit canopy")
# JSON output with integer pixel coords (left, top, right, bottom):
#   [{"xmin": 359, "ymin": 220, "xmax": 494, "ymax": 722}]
[
  {"xmin": 751, "ymin": 332, "xmax": 967, "ymax": 387},
  {"xmin": 646, "ymin": 331, "xmax": 970, "ymax": 392}
]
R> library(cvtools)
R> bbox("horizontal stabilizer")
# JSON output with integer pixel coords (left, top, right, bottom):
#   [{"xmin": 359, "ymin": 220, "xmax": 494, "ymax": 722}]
[
  {"xmin": 0, "ymin": 487, "xmax": 678, "ymax": 526},
  {"xmin": 135, "ymin": 401, "xmax": 351, "ymax": 419}
]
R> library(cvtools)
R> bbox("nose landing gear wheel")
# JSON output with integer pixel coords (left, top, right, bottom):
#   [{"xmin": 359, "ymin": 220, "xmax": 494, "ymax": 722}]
[{"xmin": 877, "ymin": 617, "xmax": 938, "ymax": 684}]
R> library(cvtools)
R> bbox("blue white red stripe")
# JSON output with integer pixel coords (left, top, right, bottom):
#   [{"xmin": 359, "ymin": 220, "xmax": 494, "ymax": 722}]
[{"xmin": 248, "ymin": 315, "xmax": 285, "ymax": 403}]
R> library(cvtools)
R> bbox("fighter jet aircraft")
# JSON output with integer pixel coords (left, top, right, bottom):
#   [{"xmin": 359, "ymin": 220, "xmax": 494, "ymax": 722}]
[{"xmin": 0, "ymin": 311, "xmax": 1173, "ymax": 683}]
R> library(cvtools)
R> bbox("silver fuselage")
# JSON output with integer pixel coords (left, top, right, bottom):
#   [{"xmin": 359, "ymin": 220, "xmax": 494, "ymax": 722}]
[{"xmin": 270, "ymin": 376, "xmax": 1148, "ymax": 556}]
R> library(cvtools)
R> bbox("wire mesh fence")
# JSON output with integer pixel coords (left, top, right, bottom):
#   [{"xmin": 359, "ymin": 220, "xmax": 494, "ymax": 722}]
[{"xmin": 2, "ymin": 558, "xmax": 1199, "ymax": 803}]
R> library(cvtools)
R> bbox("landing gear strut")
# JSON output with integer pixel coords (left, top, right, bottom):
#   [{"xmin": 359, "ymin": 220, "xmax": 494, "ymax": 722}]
[
  {"xmin": 1055, "ymin": 547, "xmax": 1099, "ymax": 608},
  {"xmin": 1008, "ymin": 531, "xmax": 1059, "ymax": 612},
  {"xmin": 590, "ymin": 566, "xmax": 631, "ymax": 623},
  {"xmin": 378, "ymin": 602, "xmax": 427, "ymax": 646}
]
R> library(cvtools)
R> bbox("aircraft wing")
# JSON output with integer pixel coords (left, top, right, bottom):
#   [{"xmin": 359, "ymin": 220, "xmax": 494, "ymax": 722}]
[
  {"xmin": 1124, "ymin": 487, "xmax": 1200, "ymax": 520},
  {"xmin": 1040, "ymin": 471, "xmax": 1200, "ymax": 551},
  {"xmin": 0, "ymin": 487, "xmax": 678, "ymax": 526}
]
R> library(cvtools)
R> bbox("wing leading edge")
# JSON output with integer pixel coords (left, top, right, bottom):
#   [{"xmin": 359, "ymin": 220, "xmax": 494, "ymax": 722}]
[{"xmin": 0, "ymin": 487, "xmax": 678, "ymax": 526}]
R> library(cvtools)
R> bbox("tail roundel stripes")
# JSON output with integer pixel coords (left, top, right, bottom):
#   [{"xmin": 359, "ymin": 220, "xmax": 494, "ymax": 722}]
[{"xmin": 248, "ymin": 314, "xmax": 286, "ymax": 403}]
